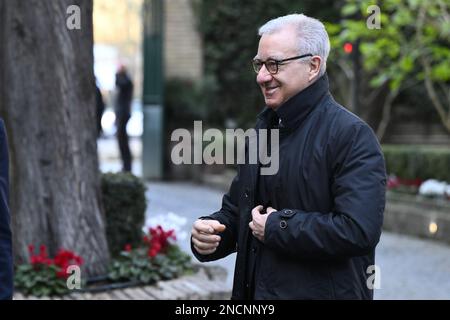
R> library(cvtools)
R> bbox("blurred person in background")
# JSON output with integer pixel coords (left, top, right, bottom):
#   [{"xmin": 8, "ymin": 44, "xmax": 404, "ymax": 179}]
[
  {"xmin": 0, "ymin": 119, "xmax": 12, "ymax": 300},
  {"xmin": 191, "ymin": 14, "xmax": 386, "ymax": 300},
  {"xmin": 115, "ymin": 65, "xmax": 133, "ymax": 172},
  {"xmin": 95, "ymin": 79, "xmax": 105, "ymax": 138}
]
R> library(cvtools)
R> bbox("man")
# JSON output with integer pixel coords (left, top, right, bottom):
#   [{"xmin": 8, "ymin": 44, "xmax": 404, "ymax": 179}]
[
  {"xmin": 0, "ymin": 119, "xmax": 12, "ymax": 300},
  {"xmin": 115, "ymin": 65, "xmax": 133, "ymax": 172},
  {"xmin": 191, "ymin": 14, "xmax": 386, "ymax": 300}
]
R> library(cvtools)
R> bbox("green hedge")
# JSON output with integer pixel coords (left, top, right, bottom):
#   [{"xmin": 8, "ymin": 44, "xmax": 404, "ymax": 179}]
[
  {"xmin": 383, "ymin": 145, "xmax": 450, "ymax": 181},
  {"xmin": 101, "ymin": 172, "xmax": 147, "ymax": 257},
  {"xmin": 164, "ymin": 77, "xmax": 217, "ymax": 129}
]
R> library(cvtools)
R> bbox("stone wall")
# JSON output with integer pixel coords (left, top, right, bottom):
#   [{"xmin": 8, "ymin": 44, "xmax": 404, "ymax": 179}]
[
  {"xmin": 383, "ymin": 193, "xmax": 450, "ymax": 244},
  {"xmin": 385, "ymin": 122, "xmax": 450, "ymax": 146},
  {"xmin": 164, "ymin": 0, "xmax": 203, "ymax": 81}
]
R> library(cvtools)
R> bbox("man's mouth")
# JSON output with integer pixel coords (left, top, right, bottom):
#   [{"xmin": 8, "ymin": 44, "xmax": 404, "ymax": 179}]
[{"xmin": 264, "ymin": 86, "xmax": 279, "ymax": 96}]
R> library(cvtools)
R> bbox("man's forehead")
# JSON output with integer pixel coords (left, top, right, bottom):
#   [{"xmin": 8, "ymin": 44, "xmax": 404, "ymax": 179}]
[
  {"xmin": 255, "ymin": 43, "xmax": 298, "ymax": 60},
  {"xmin": 255, "ymin": 28, "xmax": 298, "ymax": 59}
]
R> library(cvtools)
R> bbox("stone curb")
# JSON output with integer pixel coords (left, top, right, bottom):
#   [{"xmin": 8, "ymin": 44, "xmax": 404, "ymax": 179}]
[{"xmin": 383, "ymin": 194, "xmax": 450, "ymax": 245}]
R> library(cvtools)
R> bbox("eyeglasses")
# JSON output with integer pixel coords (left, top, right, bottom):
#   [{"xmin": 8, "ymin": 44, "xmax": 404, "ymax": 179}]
[{"xmin": 252, "ymin": 54, "xmax": 313, "ymax": 74}]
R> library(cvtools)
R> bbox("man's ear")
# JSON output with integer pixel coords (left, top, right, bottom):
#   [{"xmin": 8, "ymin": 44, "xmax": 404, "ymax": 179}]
[{"xmin": 308, "ymin": 56, "xmax": 322, "ymax": 81}]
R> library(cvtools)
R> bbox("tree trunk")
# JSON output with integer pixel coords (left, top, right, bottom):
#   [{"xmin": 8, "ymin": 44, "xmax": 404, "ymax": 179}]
[
  {"xmin": 376, "ymin": 89, "xmax": 399, "ymax": 142},
  {"xmin": 422, "ymin": 58, "xmax": 450, "ymax": 134},
  {"xmin": 0, "ymin": 0, "xmax": 110, "ymax": 276}
]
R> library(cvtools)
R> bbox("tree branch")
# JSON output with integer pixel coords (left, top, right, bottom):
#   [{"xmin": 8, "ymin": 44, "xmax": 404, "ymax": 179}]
[
  {"xmin": 437, "ymin": 0, "xmax": 450, "ymax": 22},
  {"xmin": 366, "ymin": 80, "xmax": 388, "ymax": 107},
  {"xmin": 416, "ymin": 3, "xmax": 450, "ymax": 133},
  {"xmin": 376, "ymin": 88, "xmax": 399, "ymax": 141}
]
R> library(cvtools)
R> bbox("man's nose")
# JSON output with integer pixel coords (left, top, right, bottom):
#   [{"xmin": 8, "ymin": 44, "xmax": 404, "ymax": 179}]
[{"xmin": 256, "ymin": 65, "xmax": 273, "ymax": 84}]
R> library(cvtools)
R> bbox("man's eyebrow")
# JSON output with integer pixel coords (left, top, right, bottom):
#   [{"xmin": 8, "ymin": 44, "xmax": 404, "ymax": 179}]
[
  {"xmin": 269, "ymin": 55, "xmax": 284, "ymax": 60},
  {"xmin": 253, "ymin": 55, "xmax": 282, "ymax": 61}
]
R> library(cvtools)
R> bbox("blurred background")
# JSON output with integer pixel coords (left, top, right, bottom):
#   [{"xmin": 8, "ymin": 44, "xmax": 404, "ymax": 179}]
[{"xmin": 0, "ymin": 0, "xmax": 449, "ymax": 299}]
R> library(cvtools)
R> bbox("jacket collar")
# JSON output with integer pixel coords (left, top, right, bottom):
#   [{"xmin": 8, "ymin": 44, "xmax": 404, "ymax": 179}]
[{"xmin": 257, "ymin": 73, "xmax": 329, "ymax": 130}]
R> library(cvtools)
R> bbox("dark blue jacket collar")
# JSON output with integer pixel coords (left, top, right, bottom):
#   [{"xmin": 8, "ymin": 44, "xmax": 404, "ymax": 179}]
[{"xmin": 257, "ymin": 73, "xmax": 330, "ymax": 130}]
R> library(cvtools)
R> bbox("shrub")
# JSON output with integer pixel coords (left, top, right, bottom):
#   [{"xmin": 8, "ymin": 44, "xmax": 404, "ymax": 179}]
[
  {"xmin": 164, "ymin": 77, "xmax": 217, "ymax": 129},
  {"xmin": 193, "ymin": 0, "xmax": 342, "ymax": 128},
  {"xmin": 14, "ymin": 245, "xmax": 83, "ymax": 297},
  {"xmin": 101, "ymin": 172, "xmax": 147, "ymax": 257},
  {"xmin": 108, "ymin": 225, "xmax": 193, "ymax": 284},
  {"xmin": 383, "ymin": 145, "xmax": 450, "ymax": 181}
]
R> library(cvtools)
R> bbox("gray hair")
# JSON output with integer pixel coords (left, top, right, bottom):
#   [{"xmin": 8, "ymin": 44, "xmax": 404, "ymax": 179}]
[{"xmin": 258, "ymin": 14, "xmax": 330, "ymax": 77}]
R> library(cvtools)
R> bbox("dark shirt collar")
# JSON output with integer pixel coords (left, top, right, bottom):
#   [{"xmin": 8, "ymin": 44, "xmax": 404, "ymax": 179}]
[{"xmin": 257, "ymin": 73, "xmax": 330, "ymax": 130}]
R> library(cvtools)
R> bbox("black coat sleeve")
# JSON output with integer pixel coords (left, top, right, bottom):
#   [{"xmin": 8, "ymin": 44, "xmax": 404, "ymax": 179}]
[
  {"xmin": 0, "ymin": 120, "xmax": 13, "ymax": 299},
  {"xmin": 265, "ymin": 122, "xmax": 386, "ymax": 260},
  {"xmin": 191, "ymin": 167, "xmax": 241, "ymax": 262}
]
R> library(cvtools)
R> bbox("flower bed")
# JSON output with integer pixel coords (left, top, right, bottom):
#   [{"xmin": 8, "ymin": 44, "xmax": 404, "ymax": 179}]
[
  {"xmin": 14, "ymin": 226, "xmax": 193, "ymax": 297},
  {"xmin": 13, "ymin": 264, "xmax": 231, "ymax": 300},
  {"xmin": 14, "ymin": 245, "xmax": 83, "ymax": 297},
  {"xmin": 107, "ymin": 225, "xmax": 193, "ymax": 285},
  {"xmin": 384, "ymin": 174, "xmax": 450, "ymax": 244},
  {"xmin": 387, "ymin": 175, "xmax": 450, "ymax": 200}
]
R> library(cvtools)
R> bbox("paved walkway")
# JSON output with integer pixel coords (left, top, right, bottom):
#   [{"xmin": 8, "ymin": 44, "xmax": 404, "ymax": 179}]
[{"xmin": 375, "ymin": 232, "xmax": 450, "ymax": 299}]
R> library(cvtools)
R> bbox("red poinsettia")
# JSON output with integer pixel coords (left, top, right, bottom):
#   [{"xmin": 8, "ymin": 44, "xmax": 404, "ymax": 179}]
[
  {"xmin": 387, "ymin": 175, "xmax": 423, "ymax": 190},
  {"xmin": 28, "ymin": 244, "xmax": 53, "ymax": 266},
  {"xmin": 28, "ymin": 244, "xmax": 83, "ymax": 279},
  {"xmin": 53, "ymin": 249, "xmax": 84, "ymax": 279},
  {"xmin": 142, "ymin": 225, "xmax": 176, "ymax": 258}
]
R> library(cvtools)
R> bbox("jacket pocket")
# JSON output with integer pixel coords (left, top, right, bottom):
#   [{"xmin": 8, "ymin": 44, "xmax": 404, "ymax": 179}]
[{"xmin": 256, "ymin": 248, "xmax": 335, "ymax": 299}]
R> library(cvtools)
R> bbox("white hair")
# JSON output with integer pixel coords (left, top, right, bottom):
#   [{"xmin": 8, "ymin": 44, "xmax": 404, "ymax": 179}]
[{"xmin": 258, "ymin": 14, "xmax": 330, "ymax": 77}]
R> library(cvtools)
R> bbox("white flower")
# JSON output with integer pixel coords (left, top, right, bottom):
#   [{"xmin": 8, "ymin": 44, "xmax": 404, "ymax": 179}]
[
  {"xmin": 419, "ymin": 179, "xmax": 448, "ymax": 196},
  {"xmin": 143, "ymin": 212, "xmax": 188, "ymax": 241}
]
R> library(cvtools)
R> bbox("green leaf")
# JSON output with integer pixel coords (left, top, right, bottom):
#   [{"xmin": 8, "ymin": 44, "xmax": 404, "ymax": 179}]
[
  {"xmin": 389, "ymin": 74, "xmax": 404, "ymax": 91},
  {"xmin": 400, "ymin": 56, "xmax": 414, "ymax": 72},
  {"xmin": 109, "ymin": 271, "xmax": 119, "ymax": 280},
  {"xmin": 392, "ymin": 9, "xmax": 413, "ymax": 26},
  {"xmin": 424, "ymin": 25, "xmax": 439, "ymax": 39},
  {"xmin": 119, "ymin": 265, "xmax": 128, "ymax": 276},
  {"xmin": 325, "ymin": 23, "xmax": 341, "ymax": 36},
  {"xmin": 431, "ymin": 62, "xmax": 450, "ymax": 81},
  {"xmin": 407, "ymin": 0, "xmax": 421, "ymax": 10},
  {"xmin": 438, "ymin": 19, "xmax": 450, "ymax": 37},
  {"xmin": 40, "ymin": 287, "xmax": 51, "ymax": 297},
  {"xmin": 130, "ymin": 267, "xmax": 140, "ymax": 276},
  {"xmin": 370, "ymin": 74, "xmax": 389, "ymax": 88},
  {"xmin": 140, "ymin": 273, "xmax": 153, "ymax": 284},
  {"xmin": 342, "ymin": 4, "xmax": 358, "ymax": 16},
  {"xmin": 431, "ymin": 46, "xmax": 450, "ymax": 60}
]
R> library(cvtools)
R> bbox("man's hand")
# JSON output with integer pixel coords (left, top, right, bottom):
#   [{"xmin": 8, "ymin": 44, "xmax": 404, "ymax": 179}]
[
  {"xmin": 191, "ymin": 219, "xmax": 226, "ymax": 255},
  {"xmin": 249, "ymin": 205, "xmax": 276, "ymax": 242}
]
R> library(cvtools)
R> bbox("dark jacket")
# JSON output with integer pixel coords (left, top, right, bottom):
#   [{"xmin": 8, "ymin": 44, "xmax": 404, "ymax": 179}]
[
  {"xmin": 192, "ymin": 74, "xmax": 386, "ymax": 300},
  {"xmin": 115, "ymin": 72, "xmax": 133, "ymax": 121},
  {"xmin": 0, "ymin": 119, "xmax": 12, "ymax": 300}
]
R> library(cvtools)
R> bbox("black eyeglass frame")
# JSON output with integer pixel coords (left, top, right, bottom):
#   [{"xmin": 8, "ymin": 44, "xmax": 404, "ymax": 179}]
[{"xmin": 252, "ymin": 53, "xmax": 313, "ymax": 74}]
